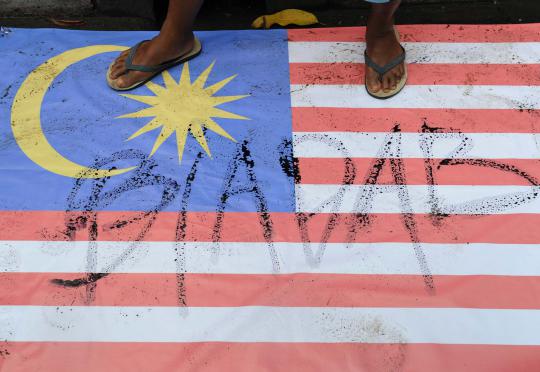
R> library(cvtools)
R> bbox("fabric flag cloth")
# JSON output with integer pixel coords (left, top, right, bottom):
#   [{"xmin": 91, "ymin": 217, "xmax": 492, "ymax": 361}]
[{"xmin": 1, "ymin": 23, "xmax": 540, "ymax": 371}]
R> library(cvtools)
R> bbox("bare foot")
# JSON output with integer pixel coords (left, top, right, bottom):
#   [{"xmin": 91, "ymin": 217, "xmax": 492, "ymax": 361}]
[
  {"xmin": 108, "ymin": 34, "xmax": 195, "ymax": 89},
  {"xmin": 365, "ymin": 27, "xmax": 405, "ymax": 94}
]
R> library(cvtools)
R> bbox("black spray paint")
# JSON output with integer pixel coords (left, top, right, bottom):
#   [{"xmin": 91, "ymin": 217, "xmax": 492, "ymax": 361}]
[
  {"xmin": 51, "ymin": 149, "xmax": 180, "ymax": 303},
  {"xmin": 212, "ymin": 139, "xmax": 280, "ymax": 272}
]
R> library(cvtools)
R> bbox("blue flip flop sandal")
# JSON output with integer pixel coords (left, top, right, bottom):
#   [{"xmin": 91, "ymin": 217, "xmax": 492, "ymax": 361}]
[
  {"xmin": 107, "ymin": 37, "xmax": 202, "ymax": 91},
  {"xmin": 364, "ymin": 35, "xmax": 407, "ymax": 100}
]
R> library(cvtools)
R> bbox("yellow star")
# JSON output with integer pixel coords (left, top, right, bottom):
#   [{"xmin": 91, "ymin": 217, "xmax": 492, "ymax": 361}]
[{"xmin": 117, "ymin": 61, "xmax": 249, "ymax": 162}]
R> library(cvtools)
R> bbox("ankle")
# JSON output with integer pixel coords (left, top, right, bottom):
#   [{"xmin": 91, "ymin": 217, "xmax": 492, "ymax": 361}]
[
  {"xmin": 367, "ymin": 1, "xmax": 400, "ymax": 37},
  {"xmin": 154, "ymin": 31, "xmax": 194, "ymax": 51},
  {"xmin": 367, "ymin": 16, "xmax": 394, "ymax": 37},
  {"xmin": 366, "ymin": 26, "xmax": 395, "ymax": 41}
]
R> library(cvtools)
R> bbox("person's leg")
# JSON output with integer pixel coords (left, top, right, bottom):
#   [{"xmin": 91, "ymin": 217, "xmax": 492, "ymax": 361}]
[
  {"xmin": 365, "ymin": 0, "xmax": 404, "ymax": 94},
  {"xmin": 109, "ymin": 0, "xmax": 204, "ymax": 89}
]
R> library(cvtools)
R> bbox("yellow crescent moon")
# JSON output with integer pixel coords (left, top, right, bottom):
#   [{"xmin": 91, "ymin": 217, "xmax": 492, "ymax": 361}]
[{"xmin": 11, "ymin": 45, "xmax": 136, "ymax": 178}]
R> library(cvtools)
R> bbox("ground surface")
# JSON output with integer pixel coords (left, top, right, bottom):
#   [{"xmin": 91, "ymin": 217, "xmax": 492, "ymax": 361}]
[{"xmin": 1, "ymin": 0, "xmax": 540, "ymax": 31}]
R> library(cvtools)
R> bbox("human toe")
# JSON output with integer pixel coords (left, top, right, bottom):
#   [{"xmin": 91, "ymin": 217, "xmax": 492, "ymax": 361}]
[
  {"xmin": 367, "ymin": 76, "xmax": 381, "ymax": 93},
  {"xmin": 382, "ymin": 75, "xmax": 393, "ymax": 92}
]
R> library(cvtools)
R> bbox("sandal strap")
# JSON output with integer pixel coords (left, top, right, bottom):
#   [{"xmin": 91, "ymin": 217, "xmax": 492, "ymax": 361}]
[
  {"xmin": 364, "ymin": 46, "xmax": 406, "ymax": 80},
  {"xmin": 124, "ymin": 40, "xmax": 184, "ymax": 73}
]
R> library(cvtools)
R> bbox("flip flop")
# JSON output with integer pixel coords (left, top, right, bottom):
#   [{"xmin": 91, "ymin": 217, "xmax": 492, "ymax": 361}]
[
  {"xmin": 107, "ymin": 37, "xmax": 202, "ymax": 91},
  {"xmin": 364, "ymin": 30, "xmax": 407, "ymax": 100}
]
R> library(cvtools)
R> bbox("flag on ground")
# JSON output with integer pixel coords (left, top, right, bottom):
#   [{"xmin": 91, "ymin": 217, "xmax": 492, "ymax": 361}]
[{"xmin": 1, "ymin": 24, "xmax": 540, "ymax": 371}]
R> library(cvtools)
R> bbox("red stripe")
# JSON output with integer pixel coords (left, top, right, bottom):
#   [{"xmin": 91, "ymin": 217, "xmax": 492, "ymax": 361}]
[
  {"xmin": 2, "ymin": 342, "xmax": 540, "ymax": 372},
  {"xmin": 288, "ymin": 24, "xmax": 540, "ymax": 42},
  {"xmin": 2, "ymin": 273, "xmax": 540, "ymax": 309},
  {"xmin": 292, "ymin": 107, "xmax": 540, "ymax": 133},
  {"xmin": 0, "ymin": 211, "xmax": 539, "ymax": 244},
  {"xmin": 289, "ymin": 63, "xmax": 540, "ymax": 86},
  {"xmin": 297, "ymin": 158, "xmax": 540, "ymax": 186}
]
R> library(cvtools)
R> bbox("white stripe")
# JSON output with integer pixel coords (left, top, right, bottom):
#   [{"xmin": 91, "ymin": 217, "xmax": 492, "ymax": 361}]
[
  {"xmin": 2, "ymin": 241, "xmax": 540, "ymax": 276},
  {"xmin": 288, "ymin": 41, "xmax": 540, "ymax": 64},
  {"xmin": 2, "ymin": 306, "xmax": 540, "ymax": 344},
  {"xmin": 293, "ymin": 132, "xmax": 540, "ymax": 159},
  {"xmin": 290, "ymin": 84, "xmax": 540, "ymax": 109},
  {"xmin": 295, "ymin": 184, "xmax": 540, "ymax": 214}
]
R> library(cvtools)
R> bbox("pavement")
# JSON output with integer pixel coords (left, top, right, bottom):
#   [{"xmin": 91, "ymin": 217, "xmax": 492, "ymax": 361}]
[{"xmin": 1, "ymin": 0, "xmax": 539, "ymax": 32}]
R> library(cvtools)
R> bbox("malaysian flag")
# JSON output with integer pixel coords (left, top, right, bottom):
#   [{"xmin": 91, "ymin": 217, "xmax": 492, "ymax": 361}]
[{"xmin": 1, "ymin": 24, "xmax": 540, "ymax": 371}]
